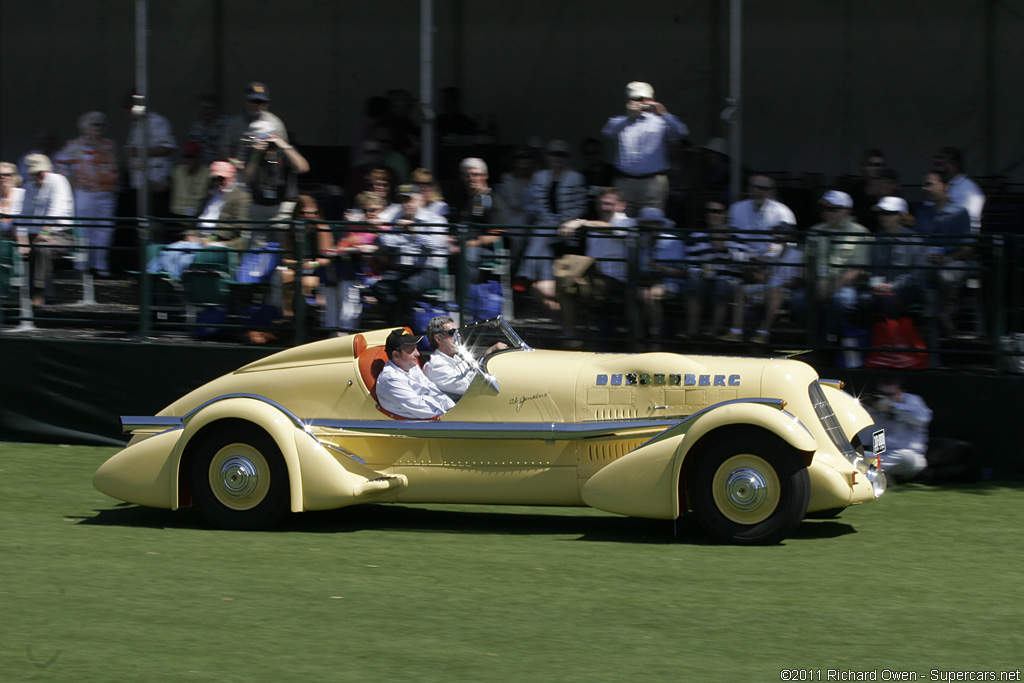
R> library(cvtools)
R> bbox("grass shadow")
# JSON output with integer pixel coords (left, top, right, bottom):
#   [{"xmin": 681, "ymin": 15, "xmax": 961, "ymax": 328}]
[
  {"xmin": 73, "ymin": 502, "xmax": 207, "ymax": 530},
  {"xmin": 286, "ymin": 504, "xmax": 686, "ymax": 544},
  {"xmin": 76, "ymin": 500, "xmax": 858, "ymax": 545}
]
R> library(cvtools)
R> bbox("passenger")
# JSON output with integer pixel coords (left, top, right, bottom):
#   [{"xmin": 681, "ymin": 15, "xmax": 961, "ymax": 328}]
[
  {"xmin": 423, "ymin": 315, "xmax": 506, "ymax": 400},
  {"xmin": 375, "ymin": 329, "xmax": 454, "ymax": 419}
]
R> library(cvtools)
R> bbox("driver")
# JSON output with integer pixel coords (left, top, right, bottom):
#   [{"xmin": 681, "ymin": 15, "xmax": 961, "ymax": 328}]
[
  {"xmin": 376, "ymin": 329, "xmax": 454, "ymax": 419},
  {"xmin": 424, "ymin": 316, "xmax": 506, "ymax": 400}
]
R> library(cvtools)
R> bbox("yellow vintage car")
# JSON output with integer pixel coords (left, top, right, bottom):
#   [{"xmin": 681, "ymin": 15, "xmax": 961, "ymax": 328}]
[{"xmin": 94, "ymin": 317, "xmax": 885, "ymax": 544}]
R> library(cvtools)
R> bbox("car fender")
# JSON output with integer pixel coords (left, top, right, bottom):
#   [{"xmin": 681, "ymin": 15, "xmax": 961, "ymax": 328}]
[
  {"xmin": 580, "ymin": 401, "xmax": 817, "ymax": 520},
  {"xmin": 173, "ymin": 395, "xmax": 404, "ymax": 512},
  {"xmin": 93, "ymin": 428, "xmax": 185, "ymax": 510}
]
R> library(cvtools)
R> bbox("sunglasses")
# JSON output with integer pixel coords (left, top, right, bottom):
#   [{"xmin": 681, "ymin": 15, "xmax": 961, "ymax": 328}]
[
  {"xmin": 751, "ymin": 184, "xmax": 773, "ymax": 191},
  {"xmin": 443, "ymin": 328, "xmax": 458, "ymax": 337},
  {"xmin": 706, "ymin": 207, "xmax": 726, "ymax": 214}
]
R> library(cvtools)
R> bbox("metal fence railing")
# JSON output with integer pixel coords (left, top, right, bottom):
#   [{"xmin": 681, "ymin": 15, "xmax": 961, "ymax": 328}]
[{"xmin": 2, "ymin": 214, "xmax": 1022, "ymax": 373}]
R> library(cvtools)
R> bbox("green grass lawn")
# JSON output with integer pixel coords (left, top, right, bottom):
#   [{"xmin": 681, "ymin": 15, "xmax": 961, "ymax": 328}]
[{"xmin": 2, "ymin": 443, "xmax": 1022, "ymax": 682}]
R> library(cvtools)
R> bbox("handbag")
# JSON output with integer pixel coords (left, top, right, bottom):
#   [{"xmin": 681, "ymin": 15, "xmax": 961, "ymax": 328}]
[
  {"xmin": 553, "ymin": 254, "xmax": 595, "ymax": 297},
  {"xmin": 864, "ymin": 316, "xmax": 929, "ymax": 370}
]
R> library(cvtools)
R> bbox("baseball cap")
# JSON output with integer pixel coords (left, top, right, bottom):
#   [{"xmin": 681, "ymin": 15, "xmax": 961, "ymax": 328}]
[
  {"xmin": 385, "ymin": 329, "xmax": 424, "ymax": 356},
  {"xmin": 24, "ymin": 154, "xmax": 53, "ymax": 175},
  {"xmin": 395, "ymin": 184, "xmax": 421, "ymax": 198},
  {"xmin": 874, "ymin": 196, "xmax": 908, "ymax": 213},
  {"xmin": 626, "ymin": 81, "xmax": 655, "ymax": 100},
  {"xmin": 246, "ymin": 82, "xmax": 271, "ymax": 102},
  {"xmin": 820, "ymin": 190, "xmax": 853, "ymax": 209}
]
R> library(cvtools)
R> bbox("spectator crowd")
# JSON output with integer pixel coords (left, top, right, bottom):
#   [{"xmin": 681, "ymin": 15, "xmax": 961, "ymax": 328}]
[{"xmin": 0, "ymin": 80, "xmax": 993, "ymax": 359}]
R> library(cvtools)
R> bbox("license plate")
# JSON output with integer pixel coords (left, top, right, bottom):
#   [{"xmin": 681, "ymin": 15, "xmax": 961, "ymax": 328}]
[{"xmin": 872, "ymin": 429, "xmax": 886, "ymax": 456}]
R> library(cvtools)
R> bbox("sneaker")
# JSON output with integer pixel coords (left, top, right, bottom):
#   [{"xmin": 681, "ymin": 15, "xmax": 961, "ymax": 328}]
[
  {"xmin": 718, "ymin": 331, "xmax": 742, "ymax": 343},
  {"xmin": 752, "ymin": 332, "xmax": 770, "ymax": 344}
]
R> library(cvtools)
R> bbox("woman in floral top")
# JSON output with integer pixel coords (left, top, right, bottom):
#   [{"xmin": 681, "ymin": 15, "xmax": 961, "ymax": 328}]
[{"xmin": 54, "ymin": 111, "xmax": 120, "ymax": 276}]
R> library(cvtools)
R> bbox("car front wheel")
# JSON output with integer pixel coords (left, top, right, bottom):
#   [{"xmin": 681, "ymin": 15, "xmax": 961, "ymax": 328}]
[
  {"xmin": 687, "ymin": 430, "xmax": 810, "ymax": 545},
  {"xmin": 188, "ymin": 422, "xmax": 289, "ymax": 530}
]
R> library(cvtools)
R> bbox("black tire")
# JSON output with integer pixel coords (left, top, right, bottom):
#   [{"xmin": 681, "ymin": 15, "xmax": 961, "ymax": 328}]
[
  {"xmin": 188, "ymin": 421, "xmax": 289, "ymax": 530},
  {"xmin": 686, "ymin": 430, "xmax": 810, "ymax": 545}
]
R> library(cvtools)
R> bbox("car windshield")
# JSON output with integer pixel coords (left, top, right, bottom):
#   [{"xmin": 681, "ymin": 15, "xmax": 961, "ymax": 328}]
[{"xmin": 456, "ymin": 317, "xmax": 531, "ymax": 372}]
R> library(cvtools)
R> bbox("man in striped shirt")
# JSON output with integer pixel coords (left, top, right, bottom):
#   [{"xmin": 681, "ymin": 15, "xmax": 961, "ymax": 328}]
[{"xmin": 686, "ymin": 200, "xmax": 752, "ymax": 341}]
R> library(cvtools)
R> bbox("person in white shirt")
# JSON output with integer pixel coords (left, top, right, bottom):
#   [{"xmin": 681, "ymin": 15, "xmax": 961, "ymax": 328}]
[
  {"xmin": 424, "ymin": 316, "xmax": 506, "ymax": 400},
  {"xmin": 932, "ymin": 147, "xmax": 985, "ymax": 233},
  {"xmin": 375, "ymin": 329, "xmax": 454, "ymax": 419},
  {"xmin": 727, "ymin": 175, "xmax": 796, "ymax": 257},
  {"xmin": 556, "ymin": 187, "xmax": 636, "ymax": 346},
  {"xmin": 0, "ymin": 161, "xmax": 26, "ymax": 234},
  {"xmin": 17, "ymin": 154, "xmax": 75, "ymax": 306}
]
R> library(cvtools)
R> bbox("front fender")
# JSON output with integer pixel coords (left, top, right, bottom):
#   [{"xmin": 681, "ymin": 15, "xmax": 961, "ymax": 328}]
[
  {"xmin": 580, "ymin": 401, "xmax": 817, "ymax": 519},
  {"xmin": 821, "ymin": 384, "xmax": 874, "ymax": 443}
]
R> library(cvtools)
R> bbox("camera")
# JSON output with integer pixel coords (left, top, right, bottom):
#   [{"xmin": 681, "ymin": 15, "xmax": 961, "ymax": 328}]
[
  {"xmin": 640, "ymin": 103, "xmax": 652, "ymax": 112},
  {"xmin": 860, "ymin": 393, "xmax": 891, "ymax": 413}
]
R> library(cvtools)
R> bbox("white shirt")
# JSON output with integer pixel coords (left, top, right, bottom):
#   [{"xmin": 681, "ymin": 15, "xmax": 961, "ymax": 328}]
[
  {"xmin": 1, "ymin": 187, "xmax": 26, "ymax": 219},
  {"xmin": 948, "ymin": 173, "xmax": 985, "ymax": 233},
  {"xmin": 127, "ymin": 111, "xmax": 177, "ymax": 188},
  {"xmin": 424, "ymin": 349, "xmax": 475, "ymax": 400},
  {"xmin": 727, "ymin": 198, "xmax": 796, "ymax": 256},
  {"xmin": 18, "ymin": 172, "xmax": 75, "ymax": 238},
  {"xmin": 376, "ymin": 361, "xmax": 455, "ymax": 419},
  {"xmin": 858, "ymin": 392, "xmax": 932, "ymax": 456},
  {"xmin": 198, "ymin": 189, "xmax": 228, "ymax": 229}
]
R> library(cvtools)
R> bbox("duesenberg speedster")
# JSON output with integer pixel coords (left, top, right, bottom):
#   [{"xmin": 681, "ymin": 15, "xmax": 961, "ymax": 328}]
[{"xmin": 94, "ymin": 318, "xmax": 885, "ymax": 544}]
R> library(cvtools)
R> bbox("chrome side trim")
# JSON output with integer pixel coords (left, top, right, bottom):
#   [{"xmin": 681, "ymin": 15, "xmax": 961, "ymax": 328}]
[
  {"xmin": 121, "ymin": 416, "xmax": 185, "ymax": 432},
  {"xmin": 640, "ymin": 397, "xmax": 795, "ymax": 447},
  {"xmin": 309, "ymin": 418, "xmax": 684, "ymax": 440},
  {"xmin": 121, "ymin": 393, "xmax": 307, "ymax": 433}
]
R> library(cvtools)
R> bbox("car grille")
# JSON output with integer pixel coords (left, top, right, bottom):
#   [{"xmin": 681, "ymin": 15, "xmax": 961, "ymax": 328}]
[{"xmin": 808, "ymin": 381, "xmax": 858, "ymax": 459}]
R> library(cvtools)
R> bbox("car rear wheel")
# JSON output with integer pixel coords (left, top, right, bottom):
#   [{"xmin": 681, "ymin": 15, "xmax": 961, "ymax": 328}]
[
  {"xmin": 188, "ymin": 422, "xmax": 289, "ymax": 530},
  {"xmin": 687, "ymin": 430, "xmax": 810, "ymax": 545}
]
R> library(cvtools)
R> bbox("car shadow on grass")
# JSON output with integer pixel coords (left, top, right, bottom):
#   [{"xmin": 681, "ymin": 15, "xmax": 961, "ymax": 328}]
[
  {"xmin": 73, "ymin": 502, "xmax": 208, "ymax": 530},
  {"xmin": 76, "ymin": 501, "xmax": 859, "ymax": 545}
]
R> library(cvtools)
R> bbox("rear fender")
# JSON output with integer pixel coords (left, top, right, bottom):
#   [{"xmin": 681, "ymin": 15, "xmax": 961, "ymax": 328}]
[
  {"xmin": 581, "ymin": 401, "xmax": 817, "ymax": 519},
  {"xmin": 174, "ymin": 395, "xmax": 399, "ymax": 512},
  {"xmin": 174, "ymin": 397, "xmax": 309, "ymax": 511}
]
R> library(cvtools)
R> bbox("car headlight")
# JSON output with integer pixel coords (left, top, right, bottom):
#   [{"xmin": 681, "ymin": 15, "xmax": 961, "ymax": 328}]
[{"xmin": 854, "ymin": 455, "xmax": 887, "ymax": 498}]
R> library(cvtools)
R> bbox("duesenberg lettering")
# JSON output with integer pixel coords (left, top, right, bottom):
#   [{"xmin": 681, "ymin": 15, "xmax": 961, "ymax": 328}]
[
  {"xmin": 510, "ymin": 392, "xmax": 550, "ymax": 412},
  {"xmin": 597, "ymin": 374, "xmax": 741, "ymax": 387}
]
